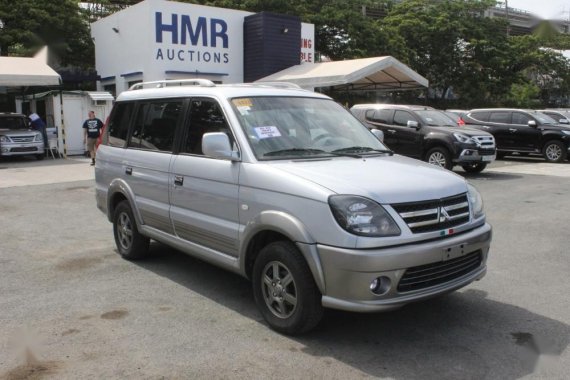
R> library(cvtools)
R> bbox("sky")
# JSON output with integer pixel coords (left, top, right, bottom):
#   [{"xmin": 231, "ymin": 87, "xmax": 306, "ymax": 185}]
[{"xmin": 505, "ymin": 0, "xmax": 569, "ymax": 20}]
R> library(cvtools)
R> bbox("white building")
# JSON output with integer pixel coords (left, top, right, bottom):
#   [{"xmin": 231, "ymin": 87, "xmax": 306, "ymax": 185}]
[{"xmin": 91, "ymin": 0, "xmax": 315, "ymax": 95}]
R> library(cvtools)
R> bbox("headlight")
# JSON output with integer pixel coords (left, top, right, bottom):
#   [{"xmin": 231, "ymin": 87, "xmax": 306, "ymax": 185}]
[
  {"xmin": 453, "ymin": 132, "xmax": 475, "ymax": 144},
  {"xmin": 467, "ymin": 184, "xmax": 484, "ymax": 219},
  {"xmin": 562, "ymin": 130, "xmax": 570, "ymax": 136},
  {"xmin": 0, "ymin": 135, "xmax": 10, "ymax": 143},
  {"xmin": 329, "ymin": 195, "xmax": 401, "ymax": 237},
  {"xmin": 34, "ymin": 133, "xmax": 43, "ymax": 142}
]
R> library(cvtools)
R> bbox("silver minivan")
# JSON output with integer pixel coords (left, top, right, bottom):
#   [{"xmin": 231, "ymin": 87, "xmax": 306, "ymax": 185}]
[{"xmin": 95, "ymin": 80, "xmax": 492, "ymax": 334}]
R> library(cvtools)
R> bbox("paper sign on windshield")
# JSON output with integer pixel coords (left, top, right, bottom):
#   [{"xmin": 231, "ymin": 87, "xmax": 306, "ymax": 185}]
[{"xmin": 254, "ymin": 126, "xmax": 281, "ymax": 139}]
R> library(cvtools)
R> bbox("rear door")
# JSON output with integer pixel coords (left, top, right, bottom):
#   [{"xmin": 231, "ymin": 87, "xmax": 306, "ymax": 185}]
[
  {"xmin": 169, "ymin": 98, "xmax": 241, "ymax": 257},
  {"xmin": 122, "ymin": 99, "xmax": 184, "ymax": 234},
  {"xmin": 487, "ymin": 111, "xmax": 513, "ymax": 150}
]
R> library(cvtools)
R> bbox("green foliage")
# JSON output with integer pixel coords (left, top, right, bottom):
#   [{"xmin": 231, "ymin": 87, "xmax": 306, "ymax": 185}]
[
  {"xmin": 505, "ymin": 83, "xmax": 540, "ymax": 108},
  {"xmin": 0, "ymin": 0, "xmax": 93, "ymax": 68}
]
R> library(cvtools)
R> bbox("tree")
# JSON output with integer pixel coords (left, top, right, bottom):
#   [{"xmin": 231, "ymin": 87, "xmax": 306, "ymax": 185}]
[{"xmin": 0, "ymin": 0, "xmax": 93, "ymax": 68}]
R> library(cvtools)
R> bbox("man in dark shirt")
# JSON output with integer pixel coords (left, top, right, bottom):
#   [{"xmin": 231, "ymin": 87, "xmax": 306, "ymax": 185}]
[{"xmin": 83, "ymin": 111, "xmax": 104, "ymax": 166}]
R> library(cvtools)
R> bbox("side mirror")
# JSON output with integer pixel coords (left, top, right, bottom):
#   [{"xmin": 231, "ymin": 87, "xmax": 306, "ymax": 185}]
[
  {"xmin": 407, "ymin": 120, "xmax": 419, "ymax": 129},
  {"xmin": 370, "ymin": 128, "xmax": 384, "ymax": 142},
  {"xmin": 202, "ymin": 132, "xmax": 240, "ymax": 161},
  {"xmin": 559, "ymin": 119, "xmax": 569, "ymax": 124},
  {"xmin": 528, "ymin": 120, "xmax": 537, "ymax": 127}
]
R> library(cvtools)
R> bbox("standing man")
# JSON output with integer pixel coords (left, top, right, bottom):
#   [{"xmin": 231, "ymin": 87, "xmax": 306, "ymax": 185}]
[
  {"xmin": 29, "ymin": 113, "xmax": 48, "ymax": 149},
  {"xmin": 83, "ymin": 111, "xmax": 104, "ymax": 166}
]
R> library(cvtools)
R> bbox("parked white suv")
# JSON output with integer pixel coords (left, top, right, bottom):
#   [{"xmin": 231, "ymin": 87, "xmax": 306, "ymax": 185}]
[{"xmin": 95, "ymin": 79, "xmax": 492, "ymax": 334}]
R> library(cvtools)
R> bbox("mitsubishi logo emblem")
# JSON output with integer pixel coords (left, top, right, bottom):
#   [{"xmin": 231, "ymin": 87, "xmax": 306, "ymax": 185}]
[{"xmin": 439, "ymin": 207, "xmax": 451, "ymax": 223}]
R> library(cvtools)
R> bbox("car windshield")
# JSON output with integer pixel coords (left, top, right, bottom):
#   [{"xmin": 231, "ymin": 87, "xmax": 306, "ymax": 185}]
[
  {"xmin": 415, "ymin": 110, "xmax": 457, "ymax": 127},
  {"xmin": 0, "ymin": 117, "xmax": 28, "ymax": 130},
  {"xmin": 230, "ymin": 97, "xmax": 390, "ymax": 160},
  {"xmin": 533, "ymin": 112, "xmax": 558, "ymax": 125}
]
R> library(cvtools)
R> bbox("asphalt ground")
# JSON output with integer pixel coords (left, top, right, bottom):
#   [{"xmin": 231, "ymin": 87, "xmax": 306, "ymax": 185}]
[{"xmin": 0, "ymin": 155, "xmax": 569, "ymax": 379}]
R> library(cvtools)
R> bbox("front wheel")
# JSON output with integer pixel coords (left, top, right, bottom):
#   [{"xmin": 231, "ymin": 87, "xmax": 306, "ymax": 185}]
[
  {"xmin": 113, "ymin": 201, "xmax": 149, "ymax": 260},
  {"xmin": 425, "ymin": 147, "xmax": 453, "ymax": 170},
  {"xmin": 543, "ymin": 141, "xmax": 566, "ymax": 163},
  {"xmin": 461, "ymin": 163, "xmax": 487, "ymax": 173},
  {"xmin": 252, "ymin": 241, "xmax": 323, "ymax": 335}
]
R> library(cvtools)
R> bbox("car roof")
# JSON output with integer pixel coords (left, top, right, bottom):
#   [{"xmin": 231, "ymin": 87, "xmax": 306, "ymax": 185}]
[
  {"xmin": 350, "ymin": 104, "xmax": 435, "ymax": 111},
  {"xmin": 468, "ymin": 108, "xmax": 536, "ymax": 113},
  {"xmin": 116, "ymin": 80, "xmax": 331, "ymax": 102}
]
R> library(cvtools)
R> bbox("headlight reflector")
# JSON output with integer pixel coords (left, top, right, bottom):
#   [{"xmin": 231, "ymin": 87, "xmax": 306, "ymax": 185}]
[
  {"xmin": 34, "ymin": 133, "xmax": 43, "ymax": 142},
  {"xmin": 453, "ymin": 132, "xmax": 475, "ymax": 144},
  {"xmin": 0, "ymin": 135, "xmax": 10, "ymax": 143},
  {"xmin": 467, "ymin": 184, "xmax": 484, "ymax": 218},
  {"xmin": 329, "ymin": 195, "xmax": 401, "ymax": 237}
]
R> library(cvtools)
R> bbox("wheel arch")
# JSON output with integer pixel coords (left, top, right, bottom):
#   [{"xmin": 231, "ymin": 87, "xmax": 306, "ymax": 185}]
[{"xmin": 107, "ymin": 179, "xmax": 142, "ymax": 227}]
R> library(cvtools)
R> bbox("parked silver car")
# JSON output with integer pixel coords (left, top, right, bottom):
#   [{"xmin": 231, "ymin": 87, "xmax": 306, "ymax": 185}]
[
  {"xmin": 0, "ymin": 113, "xmax": 44, "ymax": 160},
  {"xmin": 95, "ymin": 80, "xmax": 492, "ymax": 334}
]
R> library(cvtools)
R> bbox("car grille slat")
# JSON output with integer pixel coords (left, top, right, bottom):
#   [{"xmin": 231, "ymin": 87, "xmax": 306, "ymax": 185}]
[
  {"xmin": 392, "ymin": 194, "xmax": 470, "ymax": 234},
  {"xmin": 10, "ymin": 136, "xmax": 35, "ymax": 143},
  {"xmin": 398, "ymin": 251, "xmax": 482, "ymax": 292}
]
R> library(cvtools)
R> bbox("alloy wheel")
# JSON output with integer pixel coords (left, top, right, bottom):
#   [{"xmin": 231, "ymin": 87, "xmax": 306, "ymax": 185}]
[
  {"xmin": 428, "ymin": 152, "xmax": 447, "ymax": 167},
  {"xmin": 545, "ymin": 144, "xmax": 562, "ymax": 161},
  {"xmin": 117, "ymin": 212, "xmax": 133, "ymax": 250},
  {"xmin": 261, "ymin": 261, "xmax": 298, "ymax": 319}
]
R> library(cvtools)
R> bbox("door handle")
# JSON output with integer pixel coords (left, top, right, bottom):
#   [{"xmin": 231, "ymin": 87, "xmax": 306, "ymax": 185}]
[
  {"xmin": 125, "ymin": 167, "xmax": 132, "ymax": 175},
  {"xmin": 387, "ymin": 130, "xmax": 397, "ymax": 134},
  {"xmin": 174, "ymin": 175, "xmax": 184, "ymax": 186},
  {"xmin": 509, "ymin": 128, "xmax": 517, "ymax": 133}
]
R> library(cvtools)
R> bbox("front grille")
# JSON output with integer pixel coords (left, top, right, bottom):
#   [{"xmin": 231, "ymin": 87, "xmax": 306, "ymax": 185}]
[
  {"xmin": 479, "ymin": 149, "xmax": 496, "ymax": 156},
  {"xmin": 398, "ymin": 250, "xmax": 482, "ymax": 292},
  {"xmin": 473, "ymin": 135, "xmax": 495, "ymax": 149},
  {"xmin": 10, "ymin": 136, "xmax": 35, "ymax": 143},
  {"xmin": 391, "ymin": 194, "xmax": 470, "ymax": 234},
  {"xmin": 11, "ymin": 147, "xmax": 38, "ymax": 152}
]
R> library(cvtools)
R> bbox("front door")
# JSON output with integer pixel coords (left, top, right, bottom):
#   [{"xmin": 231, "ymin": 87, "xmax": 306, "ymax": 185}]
[
  {"xmin": 392, "ymin": 110, "xmax": 421, "ymax": 158},
  {"xmin": 511, "ymin": 112, "xmax": 542, "ymax": 152},
  {"xmin": 169, "ymin": 98, "xmax": 241, "ymax": 257}
]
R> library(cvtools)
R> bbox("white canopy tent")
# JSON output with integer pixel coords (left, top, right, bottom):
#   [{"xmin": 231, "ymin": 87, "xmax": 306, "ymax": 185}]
[
  {"xmin": 0, "ymin": 47, "xmax": 61, "ymax": 87},
  {"xmin": 256, "ymin": 56, "xmax": 428, "ymax": 91}
]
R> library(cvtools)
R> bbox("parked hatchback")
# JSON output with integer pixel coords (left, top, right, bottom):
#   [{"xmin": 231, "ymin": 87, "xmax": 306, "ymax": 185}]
[
  {"xmin": 351, "ymin": 104, "xmax": 496, "ymax": 172},
  {"xmin": 96, "ymin": 80, "xmax": 492, "ymax": 334},
  {"xmin": 463, "ymin": 108, "xmax": 570, "ymax": 162},
  {"xmin": 0, "ymin": 113, "xmax": 44, "ymax": 160}
]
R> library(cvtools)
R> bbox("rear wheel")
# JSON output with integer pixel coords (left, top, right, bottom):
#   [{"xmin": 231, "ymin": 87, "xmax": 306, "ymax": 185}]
[
  {"xmin": 252, "ymin": 241, "xmax": 323, "ymax": 335},
  {"xmin": 113, "ymin": 201, "xmax": 149, "ymax": 260},
  {"xmin": 461, "ymin": 163, "xmax": 487, "ymax": 173},
  {"xmin": 425, "ymin": 147, "xmax": 453, "ymax": 170},
  {"xmin": 543, "ymin": 141, "xmax": 566, "ymax": 163}
]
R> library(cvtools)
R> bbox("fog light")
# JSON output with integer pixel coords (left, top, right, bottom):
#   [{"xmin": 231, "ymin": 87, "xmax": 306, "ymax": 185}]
[{"xmin": 370, "ymin": 276, "xmax": 391, "ymax": 295}]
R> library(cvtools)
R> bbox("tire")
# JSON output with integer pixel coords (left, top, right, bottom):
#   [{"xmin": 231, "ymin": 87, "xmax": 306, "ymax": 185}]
[
  {"xmin": 252, "ymin": 241, "xmax": 323, "ymax": 335},
  {"xmin": 113, "ymin": 201, "xmax": 149, "ymax": 260},
  {"xmin": 543, "ymin": 140, "xmax": 566, "ymax": 163},
  {"xmin": 425, "ymin": 147, "xmax": 453, "ymax": 170},
  {"xmin": 36, "ymin": 154, "xmax": 44, "ymax": 160},
  {"xmin": 461, "ymin": 163, "xmax": 487, "ymax": 173}
]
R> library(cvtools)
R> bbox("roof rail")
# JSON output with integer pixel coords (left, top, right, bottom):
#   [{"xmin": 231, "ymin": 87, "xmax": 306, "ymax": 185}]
[
  {"xmin": 251, "ymin": 81, "xmax": 302, "ymax": 89},
  {"xmin": 129, "ymin": 79, "xmax": 216, "ymax": 90}
]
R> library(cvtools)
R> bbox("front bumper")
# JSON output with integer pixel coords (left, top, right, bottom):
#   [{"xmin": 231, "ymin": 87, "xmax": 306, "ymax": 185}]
[
  {"xmin": 454, "ymin": 147, "xmax": 496, "ymax": 164},
  {"xmin": 0, "ymin": 142, "xmax": 44, "ymax": 156},
  {"xmin": 317, "ymin": 223, "xmax": 492, "ymax": 312}
]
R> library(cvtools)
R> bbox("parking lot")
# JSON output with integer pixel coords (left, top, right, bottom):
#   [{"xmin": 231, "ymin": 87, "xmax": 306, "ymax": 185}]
[{"xmin": 0, "ymin": 156, "xmax": 569, "ymax": 379}]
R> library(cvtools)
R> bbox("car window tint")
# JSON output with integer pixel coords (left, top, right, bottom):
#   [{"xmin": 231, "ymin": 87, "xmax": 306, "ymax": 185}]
[
  {"xmin": 512, "ymin": 112, "xmax": 531, "ymax": 125},
  {"xmin": 128, "ymin": 101, "xmax": 182, "ymax": 151},
  {"xmin": 370, "ymin": 109, "xmax": 392, "ymax": 123},
  {"xmin": 469, "ymin": 111, "xmax": 490, "ymax": 122},
  {"xmin": 489, "ymin": 112, "xmax": 511, "ymax": 124},
  {"xmin": 183, "ymin": 99, "xmax": 231, "ymax": 155},
  {"xmin": 107, "ymin": 103, "xmax": 133, "ymax": 147},
  {"xmin": 393, "ymin": 111, "xmax": 415, "ymax": 126}
]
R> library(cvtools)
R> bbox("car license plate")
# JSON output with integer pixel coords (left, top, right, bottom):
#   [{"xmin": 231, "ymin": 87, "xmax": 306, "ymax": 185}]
[
  {"xmin": 482, "ymin": 155, "xmax": 495, "ymax": 162},
  {"xmin": 442, "ymin": 243, "xmax": 467, "ymax": 261}
]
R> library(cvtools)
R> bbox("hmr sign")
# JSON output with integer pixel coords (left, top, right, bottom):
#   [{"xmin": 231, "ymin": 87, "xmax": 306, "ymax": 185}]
[{"xmin": 154, "ymin": 12, "xmax": 230, "ymax": 63}]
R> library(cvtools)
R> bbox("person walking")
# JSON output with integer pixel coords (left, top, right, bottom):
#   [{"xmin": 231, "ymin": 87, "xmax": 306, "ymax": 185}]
[{"xmin": 83, "ymin": 111, "xmax": 104, "ymax": 166}]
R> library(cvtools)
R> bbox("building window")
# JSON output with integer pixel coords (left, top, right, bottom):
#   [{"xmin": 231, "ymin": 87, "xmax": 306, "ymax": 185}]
[{"xmin": 103, "ymin": 83, "xmax": 116, "ymax": 97}]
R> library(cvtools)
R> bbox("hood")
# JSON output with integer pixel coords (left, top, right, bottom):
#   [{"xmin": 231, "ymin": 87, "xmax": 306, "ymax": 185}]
[
  {"xmin": 0, "ymin": 128, "xmax": 38, "ymax": 136},
  {"xmin": 268, "ymin": 154, "xmax": 468, "ymax": 204}
]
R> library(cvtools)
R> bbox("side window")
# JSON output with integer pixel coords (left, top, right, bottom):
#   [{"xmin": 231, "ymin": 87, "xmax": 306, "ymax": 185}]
[
  {"xmin": 183, "ymin": 99, "xmax": 231, "ymax": 155},
  {"xmin": 367, "ymin": 109, "xmax": 392, "ymax": 123},
  {"xmin": 489, "ymin": 112, "xmax": 511, "ymax": 124},
  {"xmin": 393, "ymin": 111, "xmax": 415, "ymax": 127},
  {"xmin": 469, "ymin": 111, "xmax": 490, "ymax": 122},
  {"xmin": 128, "ymin": 101, "xmax": 182, "ymax": 152},
  {"xmin": 107, "ymin": 103, "xmax": 133, "ymax": 147},
  {"xmin": 512, "ymin": 112, "xmax": 532, "ymax": 125}
]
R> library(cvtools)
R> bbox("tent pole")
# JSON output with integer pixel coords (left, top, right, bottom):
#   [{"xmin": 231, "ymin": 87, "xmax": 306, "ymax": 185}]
[{"xmin": 59, "ymin": 88, "xmax": 68, "ymax": 158}]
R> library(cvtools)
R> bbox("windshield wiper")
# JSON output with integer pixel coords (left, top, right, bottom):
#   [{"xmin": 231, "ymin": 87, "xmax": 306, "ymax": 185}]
[
  {"xmin": 332, "ymin": 146, "xmax": 394, "ymax": 156},
  {"xmin": 264, "ymin": 148, "xmax": 327, "ymax": 157}
]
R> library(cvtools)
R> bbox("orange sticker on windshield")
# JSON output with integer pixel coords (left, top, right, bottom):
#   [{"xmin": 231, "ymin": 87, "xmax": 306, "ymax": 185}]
[{"xmin": 233, "ymin": 98, "xmax": 253, "ymax": 107}]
